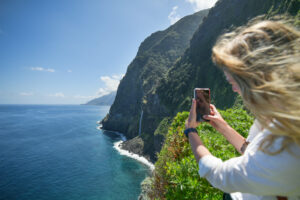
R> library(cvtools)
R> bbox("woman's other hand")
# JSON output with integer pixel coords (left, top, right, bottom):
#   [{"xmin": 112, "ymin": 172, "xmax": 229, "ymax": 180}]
[
  {"xmin": 203, "ymin": 104, "xmax": 229, "ymax": 132},
  {"xmin": 185, "ymin": 99, "xmax": 201, "ymax": 129}
]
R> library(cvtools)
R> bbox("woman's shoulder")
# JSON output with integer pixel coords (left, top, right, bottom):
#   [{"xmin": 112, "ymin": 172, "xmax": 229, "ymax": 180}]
[
  {"xmin": 246, "ymin": 119, "xmax": 262, "ymax": 142},
  {"xmin": 246, "ymin": 126, "xmax": 300, "ymax": 162}
]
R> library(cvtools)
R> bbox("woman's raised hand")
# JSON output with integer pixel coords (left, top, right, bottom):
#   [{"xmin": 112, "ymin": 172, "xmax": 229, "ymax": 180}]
[
  {"xmin": 185, "ymin": 99, "xmax": 201, "ymax": 129},
  {"xmin": 203, "ymin": 104, "xmax": 229, "ymax": 133}
]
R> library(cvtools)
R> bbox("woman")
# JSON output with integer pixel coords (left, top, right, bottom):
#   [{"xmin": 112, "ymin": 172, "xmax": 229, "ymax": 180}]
[{"xmin": 184, "ymin": 19, "xmax": 300, "ymax": 200}]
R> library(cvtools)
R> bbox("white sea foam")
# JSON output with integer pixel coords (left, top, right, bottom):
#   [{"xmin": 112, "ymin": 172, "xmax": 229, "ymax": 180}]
[
  {"xmin": 96, "ymin": 126, "xmax": 154, "ymax": 170},
  {"xmin": 114, "ymin": 141, "xmax": 155, "ymax": 171}
]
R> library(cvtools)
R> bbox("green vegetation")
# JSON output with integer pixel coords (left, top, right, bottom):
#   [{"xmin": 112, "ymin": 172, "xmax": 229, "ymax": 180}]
[
  {"xmin": 148, "ymin": 108, "xmax": 254, "ymax": 199},
  {"xmin": 266, "ymin": 0, "xmax": 300, "ymax": 17},
  {"xmin": 154, "ymin": 117, "xmax": 172, "ymax": 137}
]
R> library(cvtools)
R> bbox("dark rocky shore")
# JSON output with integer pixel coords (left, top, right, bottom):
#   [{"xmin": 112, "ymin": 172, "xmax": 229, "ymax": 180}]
[
  {"xmin": 99, "ymin": 121, "xmax": 154, "ymax": 164},
  {"xmin": 119, "ymin": 136, "xmax": 151, "ymax": 162}
]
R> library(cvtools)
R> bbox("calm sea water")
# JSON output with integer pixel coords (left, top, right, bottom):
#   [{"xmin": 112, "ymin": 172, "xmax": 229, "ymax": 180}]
[{"xmin": 0, "ymin": 105, "xmax": 150, "ymax": 200}]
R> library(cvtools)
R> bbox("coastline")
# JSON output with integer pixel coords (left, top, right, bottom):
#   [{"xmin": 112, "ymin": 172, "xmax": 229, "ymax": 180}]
[
  {"xmin": 114, "ymin": 141, "xmax": 155, "ymax": 171},
  {"xmin": 97, "ymin": 125, "xmax": 155, "ymax": 171}
]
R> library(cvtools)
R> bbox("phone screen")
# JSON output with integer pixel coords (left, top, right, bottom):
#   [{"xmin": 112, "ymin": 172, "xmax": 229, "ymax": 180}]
[{"xmin": 194, "ymin": 88, "xmax": 210, "ymax": 122}]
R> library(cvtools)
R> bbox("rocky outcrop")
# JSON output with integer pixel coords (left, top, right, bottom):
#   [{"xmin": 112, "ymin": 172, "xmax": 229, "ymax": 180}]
[{"xmin": 120, "ymin": 136, "xmax": 146, "ymax": 159}]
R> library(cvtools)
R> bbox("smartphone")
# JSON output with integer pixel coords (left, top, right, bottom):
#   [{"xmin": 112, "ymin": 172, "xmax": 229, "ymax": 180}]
[{"xmin": 194, "ymin": 88, "xmax": 211, "ymax": 122}]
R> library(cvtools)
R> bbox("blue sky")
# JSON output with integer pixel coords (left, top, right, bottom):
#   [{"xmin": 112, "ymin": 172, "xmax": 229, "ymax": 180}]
[{"xmin": 0, "ymin": 0, "xmax": 217, "ymax": 104}]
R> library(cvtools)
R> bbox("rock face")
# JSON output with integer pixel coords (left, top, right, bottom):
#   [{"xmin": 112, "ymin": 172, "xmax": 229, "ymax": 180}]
[
  {"xmin": 101, "ymin": 9, "xmax": 210, "ymax": 162},
  {"xmin": 102, "ymin": 0, "xmax": 299, "ymax": 162},
  {"xmin": 138, "ymin": 177, "xmax": 153, "ymax": 200}
]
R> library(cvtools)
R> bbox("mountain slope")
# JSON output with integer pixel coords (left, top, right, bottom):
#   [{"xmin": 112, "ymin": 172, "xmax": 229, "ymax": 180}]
[
  {"xmin": 84, "ymin": 92, "xmax": 116, "ymax": 106},
  {"xmin": 157, "ymin": 0, "xmax": 300, "ymax": 114}
]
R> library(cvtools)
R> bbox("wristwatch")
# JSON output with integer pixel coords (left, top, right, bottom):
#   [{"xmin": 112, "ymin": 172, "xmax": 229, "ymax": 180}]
[{"xmin": 184, "ymin": 128, "xmax": 198, "ymax": 138}]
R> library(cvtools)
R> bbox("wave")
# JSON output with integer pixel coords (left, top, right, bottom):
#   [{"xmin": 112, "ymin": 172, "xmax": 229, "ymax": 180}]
[
  {"xmin": 97, "ymin": 125, "xmax": 154, "ymax": 170},
  {"xmin": 113, "ymin": 141, "xmax": 155, "ymax": 171}
]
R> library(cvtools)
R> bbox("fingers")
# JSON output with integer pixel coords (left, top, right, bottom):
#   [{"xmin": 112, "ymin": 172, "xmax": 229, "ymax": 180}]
[
  {"xmin": 210, "ymin": 104, "xmax": 217, "ymax": 111},
  {"xmin": 210, "ymin": 104, "xmax": 220, "ymax": 114},
  {"xmin": 204, "ymin": 105, "xmax": 219, "ymax": 121},
  {"xmin": 191, "ymin": 98, "xmax": 196, "ymax": 115},
  {"xmin": 209, "ymin": 106, "xmax": 215, "ymax": 115},
  {"xmin": 186, "ymin": 99, "xmax": 199, "ymax": 129},
  {"xmin": 189, "ymin": 99, "xmax": 196, "ymax": 116},
  {"xmin": 209, "ymin": 104, "xmax": 215, "ymax": 115},
  {"xmin": 192, "ymin": 99, "xmax": 197, "ymax": 118},
  {"xmin": 203, "ymin": 114, "xmax": 216, "ymax": 121},
  {"xmin": 188, "ymin": 99, "xmax": 196, "ymax": 121}
]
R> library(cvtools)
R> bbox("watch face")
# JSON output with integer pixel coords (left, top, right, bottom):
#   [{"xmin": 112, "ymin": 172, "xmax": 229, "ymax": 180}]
[{"xmin": 184, "ymin": 129, "xmax": 190, "ymax": 137}]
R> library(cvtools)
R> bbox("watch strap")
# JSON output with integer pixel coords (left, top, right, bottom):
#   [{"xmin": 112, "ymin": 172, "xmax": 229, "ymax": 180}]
[{"xmin": 184, "ymin": 128, "xmax": 198, "ymax": 138}]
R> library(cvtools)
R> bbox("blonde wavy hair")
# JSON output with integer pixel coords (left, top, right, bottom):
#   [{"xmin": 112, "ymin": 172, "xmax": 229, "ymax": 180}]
[{"xmin": 212, "ymin": 18, "xmax": 300, "ymax": 154}]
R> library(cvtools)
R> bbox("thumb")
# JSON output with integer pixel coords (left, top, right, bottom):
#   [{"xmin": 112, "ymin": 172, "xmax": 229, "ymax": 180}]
[{"xmin": 203, "ymin": 114, "xmax": 216, "ymax": 121}]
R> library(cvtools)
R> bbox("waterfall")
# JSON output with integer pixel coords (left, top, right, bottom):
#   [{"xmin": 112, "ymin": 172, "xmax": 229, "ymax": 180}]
[{"xmin": 138, "ymin": 109, "xmax": 143, "ymax": 136}]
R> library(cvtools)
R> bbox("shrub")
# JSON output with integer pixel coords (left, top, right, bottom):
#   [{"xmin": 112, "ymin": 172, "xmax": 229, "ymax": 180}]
[{"xmin": 149, "ymin": 108, "xmax": 254, "ymax": 199}]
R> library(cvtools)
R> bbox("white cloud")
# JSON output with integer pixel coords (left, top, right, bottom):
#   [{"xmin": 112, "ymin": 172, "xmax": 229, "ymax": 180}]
[
  {"xmin": 47, "ymin": 68, "xmax": 55, "ymax": 72},
  {"xmin": 185, "ymin": 0, "xmax": 217, "ymax": 12},
  {"xmin": 48, "ymin": 92, "xmax": 65, "ymax": 98},
  {"xmin": 97, "ymin": 74, "xmax": 124, "ymax": 97},
  {"xmin": 67, "ymin": 70, "xmax": 72, "ymax": 73},
  {"xmin": 30, "ymin": 67, "xmax": 55, "ymax": 72},
  {"xmin": 168, "ymin": 6, "xmax": 181, "ymax": 25},
  {"xmin": 20, "ymin": 92, "xmax": 34, "ymax": 96},
  {"xmin": 112, "ymin": 74, "xmax": 124, "ymax": 80}
]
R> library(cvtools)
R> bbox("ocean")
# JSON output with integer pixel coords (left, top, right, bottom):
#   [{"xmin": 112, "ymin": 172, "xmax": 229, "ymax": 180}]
[{"xmin": 0, "ymin": 105, "xmax": 151, "ymax": 200}]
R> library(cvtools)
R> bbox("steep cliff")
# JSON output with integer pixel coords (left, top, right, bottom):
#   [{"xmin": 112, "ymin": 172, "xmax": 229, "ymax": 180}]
[{"xmin": 101, "ymin": 9, "xmax": 209, "ymax": 161}]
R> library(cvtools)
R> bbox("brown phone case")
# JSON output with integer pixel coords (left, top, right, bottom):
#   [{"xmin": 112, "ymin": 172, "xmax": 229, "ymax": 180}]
[{"xmin": 194, "ymin": 88, "xmax": 211, "ymax": 122}]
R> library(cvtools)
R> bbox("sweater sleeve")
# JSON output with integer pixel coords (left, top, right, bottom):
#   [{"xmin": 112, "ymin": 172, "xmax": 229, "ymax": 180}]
[{"xmin": 198, "ymin": 147, "xmax": 300, "ymax": 196}]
